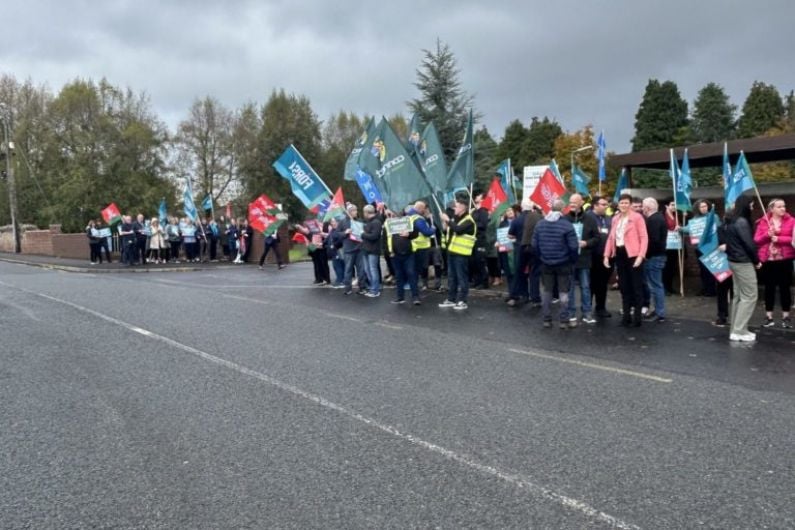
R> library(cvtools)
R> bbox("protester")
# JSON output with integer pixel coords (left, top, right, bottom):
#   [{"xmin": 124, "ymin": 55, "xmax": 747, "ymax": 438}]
[
  {"xmin": 496, "ymin": 206, "xmax": 518, "ymax": 295},
  {"xmin": 326, "ymin": 217, "xmax": 346, "ymax": 288},
  {"xmin": 587, "ymin": 195, "xmax": 612, "ymax": 318},
  {"xmin": 641, "ymin": 197, "xmax": 668, "ymax": 322},
  {"xmin": 508, "ymin": 200, "xmax": 542, "ymax": 307},
  {"xmin": 166, "ymin": 217, "xmax": 182, "ymax": 262},
  {"xmin": 96, "ymin": 219, "xmax": 112, "ymax": 263},
  {"xmin": 604, "ymin": 194, "xmax": 648, "ymax": 327},
  {"xmin": 754, "ymin": 198, "xmax": 794, "ymax": 328},
  {"xmin": 118, "ymin": 215, "xmax": 137, "ymax": 266},
  {"xmin": 662, "ymin": 200, "xmax": 682, "ymax": 295},
  {"xmin": 532, "ymin": 199, "xmax": 579, "ymax": 328},
  {"xmin": 439, "ymin": 196, "xmax": 476, "ymax": 310},
  {"xmin": 470, "ymin": 193, "xmax": 490, "ymax": 290},
  {"xmin": 85, "ymin": 220, "xmax": 101, "ymax": 264},
  {"xmin": 387, "ymin": 207, "xmax": 420, "ymax": 304},
  {"xmin": 207, "ymin": 217, "xmax": 219, "ymax": 262},
  {"xmin": 182, "ymin": 218, "xmax": 199, "ymax": 262},
  {"xmin": 218, "ymin": 215, "xmax": 230, "ymax": 260},
  {"xmin": 148, "ymin": 217, "xmax": 167, "ymax": 263},
  {"xmin": 134, "ymin": 213, "xmax": 148, "ymax": 265},
  {"xmin": 295, "ymin": 219, "xmax": 330, "ymax": 285},
  {"xmin": 566, "ymin": 193, "xmax": 600, "ymax": 324},
  {"xmin": 241, "ymin": 219, "xmax": 254, "ymax": 262},
  {"xmin": 258, "ymin": 226, "xmax": 286, "ymax": 270},
  {"xmin": 426, "ymin": 209, "xmax": 444, "ymax": 292},
  {"xmin": 720, "ymin": 195, "xmax": 761, "ymax": 341},
  {"xmin": 338, "ymin": 204, "xmax": 364, "ymax": 295},
  {"xmin": 360, "ymin": 204, "xmax": 383, "ymax": 297},
  {"xmin": 687, "ymin": 200, "xmax": 717, "ymax": 297},
  {"xmin": 407, "ymin": 201, "xmax": 436, "ymax": 291}
]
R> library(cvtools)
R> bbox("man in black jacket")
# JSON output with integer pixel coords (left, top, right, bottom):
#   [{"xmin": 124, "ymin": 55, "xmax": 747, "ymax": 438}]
[
  {"xmin": 388, "ymin": 210, "xmax": 420, "ymax": 305},
  {"xmin": 360, "ymin": 205, "xmax": 383, "ymax": 297},
  {"xmin": 470, "ymin": 193, "xmax": 490, "ymax": 289},
  {"xmin": 586, "ymin": 195, "xmax": 613, "ymax": 318},
  {"xmin": 642, "ymin": 197, "xmax": 669, "ymax": 322},
  {"xmin": 567, "ymin": 194, "xmax": 601, "ymax": 323}
]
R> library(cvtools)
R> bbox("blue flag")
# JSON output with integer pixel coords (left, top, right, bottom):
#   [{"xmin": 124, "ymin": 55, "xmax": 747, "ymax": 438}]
[
  {"xmin": 354, "ymin": 169, "xmax": 384, "ymax": 204},
  {"xmin": 495, "ymin": 159, "xmax": 516, "ymax": 203},
  {"xmin": 671, "ymin": 149, "xmax": 692, "ymax": 212},
  {"xmin": 571, "ymin": 164, "xmax": 592, "ymax": 196},
  {"xmin": 596, "ymin": 130, "xmax": 606, "ymax": 182},
  {"xmin": 726, "ymin": 151, "xmax": 755, "ymax": 207},
  {"xmin": 549, "ymin": 159, "xmax": 564, "ymax": 185},
  {"xmin": 273, "ymin": 144, "xmax": 332, "ymax": 209},
  {"xmin": 202, "ymin": 194, "xmax": 212, "ymax": 211},
  {"xmin": 158, "ymin": 198, "xmax": 167, "ymax": 226},
  {"xmin": 613, "ymin": 168, "xmax": 628, "ymax": 204},
  {"xmin": 698, "ymin": 207, "xmax": 719, "ymax": 255},
  {"xmin": 183, "ymin": 179, "xmax": 198, "ymax": 221}
]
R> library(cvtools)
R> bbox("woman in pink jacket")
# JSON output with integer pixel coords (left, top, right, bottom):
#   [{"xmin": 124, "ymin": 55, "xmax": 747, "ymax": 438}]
[
  {"xmin": 754, "ymin": 198, "xmax": 794, "ymax": 328},
  {"xmin": 604, "ymin": 194, "xmax": 649, "ymax": 327}
]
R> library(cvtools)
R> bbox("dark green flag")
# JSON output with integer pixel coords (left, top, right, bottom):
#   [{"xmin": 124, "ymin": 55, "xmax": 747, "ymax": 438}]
[
  {"xmin": 344, "ymin": 117, "xmax": 375, "ymax": 181},
  {"xmin": 357, "ymin": 117, "xmax": 432, "ymax": 212},
  {"xmin": 406, "ymin": 113, "xmax": 423, "ymax": 150},
  {"xmin": 444, "ymin": 109, "xmax": 474, "ymax": 203},
  {"xmin": 418, "ymin": 122, "xmax": 448, "ymax": 194}
]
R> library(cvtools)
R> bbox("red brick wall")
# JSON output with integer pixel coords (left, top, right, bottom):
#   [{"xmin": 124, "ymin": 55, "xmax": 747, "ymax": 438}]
[{"xmin": 52, "ymin": 233, "xmax": 93, "ymax": 259}]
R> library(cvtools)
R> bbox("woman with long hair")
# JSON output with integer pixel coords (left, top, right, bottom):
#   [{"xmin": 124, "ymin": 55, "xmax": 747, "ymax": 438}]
[
  {"xmin": 720, "ymin": 195, "xmax": 761, "ymax": 341},
  {"xmin": 603, "ymin": 194, "xmax": 648, "ymax": 327},
  {"xmin": 754, "ymin": 198, "xmax": 794, "ymax": 328}
]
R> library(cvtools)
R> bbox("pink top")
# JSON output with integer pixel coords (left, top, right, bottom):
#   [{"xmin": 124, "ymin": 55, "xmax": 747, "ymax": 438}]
[
  {"xmin": 754, "ymin": 212, "xmax": 795, "ymax": 262},
  {"xmin": 604, "ymin": 211, "xmax": 648, "ymax": 259}
]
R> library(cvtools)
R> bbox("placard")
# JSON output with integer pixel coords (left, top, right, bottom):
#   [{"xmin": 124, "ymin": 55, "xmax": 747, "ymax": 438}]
[
  {"xmin": 386, "ymin": 216, "xmax": 411, "ymax": 235},
  {"xmin": 666, "ymin": 230, "xmax": 682, "ymax": 250},
  {"xmin": 349, "ymin": 220, "xmax": 364, "ymax": 242},
  {"xmin": 497, "ymin": 226, "xmax": 513, "ymax": 252},
  {"xmin": 698, "ymin": 249, "xmax": 732, "ymax": 283},
  {"xmin": 687, "ymin": 217, "xmax": 706, "ymax": 246},
  {"xmin": 96, "ymin": 228, "xmax": 112, "ymax": 238}
]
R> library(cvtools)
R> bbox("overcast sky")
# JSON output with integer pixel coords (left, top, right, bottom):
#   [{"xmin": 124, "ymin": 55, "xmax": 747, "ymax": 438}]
[{"xmin": 2, "ymin": 0, "xmax": 794, "ymax": 154}]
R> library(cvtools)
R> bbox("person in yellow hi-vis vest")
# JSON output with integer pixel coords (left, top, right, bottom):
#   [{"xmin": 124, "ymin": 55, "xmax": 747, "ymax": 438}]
[
  {"xmin": 439, "ymin": 196, "xmax": 477, "ymax": 311},
  {"xmin": 407, "ymin": 200, "xmax": 437, "ymax": 291}
]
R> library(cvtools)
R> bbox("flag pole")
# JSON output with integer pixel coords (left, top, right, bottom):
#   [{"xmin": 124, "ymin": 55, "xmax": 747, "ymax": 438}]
[{"xmin": 670, "ymin": 149, "xmax": 685, "ymax": 297}]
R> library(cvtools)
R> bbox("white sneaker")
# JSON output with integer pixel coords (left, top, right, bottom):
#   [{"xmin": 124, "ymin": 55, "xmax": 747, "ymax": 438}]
[
  {"xmin": 453, "ymin": 301, "xmax": 468, "ymax": 311},
  {"xmin": 438, "ymin": 300, "xmax": 456, "ymax": 308},
  {"xmin": 730, "ymin": 332, "xmax": 757, "ymax": 342}
]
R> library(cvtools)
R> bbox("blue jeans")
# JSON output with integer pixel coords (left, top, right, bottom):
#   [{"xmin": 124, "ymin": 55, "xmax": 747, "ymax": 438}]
[
  {"xmin": 644, "ymin": 255, "xmax": 667, "ymax": 317},
  {"xmin": 447, "ymin": 254, "xmax": 469, "ymax": 303},
  {"xmin": 343, "ymin": 250, "xmax": 360, "ymax": 290},
  {"xmin": 331, "ymin": 255, "xmax": 345, "ymax": 284},
  {"xmin": 364, "ymin": 253, "xmax": 381, "ymax": 294},
  {"xmin": 392, "ymin": 253, "xmax": 418, "ymax": 300},
  {"xmin": 509, "ymin": 248, "xmax": 530, "ymax": 299},
  {"xmin": 568, "ymin": 267, "xmax": 592, "ymax": 316}
]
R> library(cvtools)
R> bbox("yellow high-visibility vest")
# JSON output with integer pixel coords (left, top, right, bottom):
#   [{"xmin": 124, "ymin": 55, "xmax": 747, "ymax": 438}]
[
  {"xmin": 446, "ymin": 214, "xmax": 476, "ymax": 256},
  {"xmin": 410, "ymin": 214, "xmax": 431, "ymax": 251}
]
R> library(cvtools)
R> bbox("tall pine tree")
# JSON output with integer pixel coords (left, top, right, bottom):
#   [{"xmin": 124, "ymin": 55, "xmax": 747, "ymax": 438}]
[
  {"xmin": 631, "ymin": 79, "xmax": 689, "ymax": 151},
  {"xmin": 408, "ymin": 39, "xmax": 475, "ymax": 164},
  {"xmin": 521, "ymin": 117, "xmax": 563, "ymax": 165},
  {"xmin": 691, "ymin": 83, "xmax": 736, "ymax": 143},
  {"xmin": 737, "ymin": 81, "xmax": 784, "ymax": 138}
]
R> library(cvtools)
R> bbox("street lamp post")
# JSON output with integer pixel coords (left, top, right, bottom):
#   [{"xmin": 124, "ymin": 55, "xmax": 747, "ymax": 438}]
[
  {"xmin": 0, "ymin": 106, "xmax": 21, "ymax": 253},
  {"xmin": 570, "ymin": 145, "xmax": 594, "ymax": 195}
]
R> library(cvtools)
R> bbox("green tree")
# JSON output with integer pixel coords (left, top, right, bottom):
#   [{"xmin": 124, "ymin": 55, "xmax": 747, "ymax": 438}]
[
  {"xmin": 40, "ymin": 79, "xmax": 173, "ymax": 231},
  {"xmin": 173, "ymin": 96, "xmax": 238, "ymax": 210},
  {"xmin": 781, "ymin": 90, "xmax": 795, "ymax": 132},
  {"xmin": 553, "ymin": 125, "xmax": 597, "ymax": 185},
  {"xmin": 631, "ymin": 79, "xmax": 689, "ymax": 151},
  {"xmin": 737, "ymin": 81, "xmax": 784, "ymax": 138},
  {"xmin": 316, "ymin": 110, "xmax": 368, "ymax": 205},
  {"xmin": 495, "ymin": 120, "xmax": 527, "ymax": 168},
  {"xmin": 408, "ymin": 39, "xmax": 475, "ymax": 164},
  {"xmin": 520, "ymin": 116, "xmax": 563, "ymax": 166},
  {"xmin": 473, "ymin": 126, "xmax": 498, "ymax": 192},
  {"xmin": 253, "ymin": 89, "xmax": 322, "ymax": 220},
  {"xmin": 691, "ymin": 82, "xmax": 736, "ymax": 143}
]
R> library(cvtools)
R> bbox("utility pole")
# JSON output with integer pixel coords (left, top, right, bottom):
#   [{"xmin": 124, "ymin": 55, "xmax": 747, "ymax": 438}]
[{"xmin": 0, "ymin": 106, "xmax": 21, "ymax": 253}]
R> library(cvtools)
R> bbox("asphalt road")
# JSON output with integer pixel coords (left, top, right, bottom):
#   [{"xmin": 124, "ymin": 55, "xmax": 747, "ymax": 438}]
[{"xmin": 1, "ymin": 261, "xmax": 793, "ymax": 529}]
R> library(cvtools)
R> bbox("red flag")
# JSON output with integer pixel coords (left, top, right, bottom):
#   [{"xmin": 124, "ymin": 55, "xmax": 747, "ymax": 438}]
[
  {"xmin": 291, "ymin": 232, "xmax": 310, "ymax": 246},
  {"xmin": 530, "ymin": 168, "xmax": 567, "ymax": 214},
  {"xmin": 101, "ymin": 203, "xmax": 121, "ymax": 224},
  {"xmin": 323, "ymin": 187, "xmax": 346, "ymax": 221},
  {"xmin": 248, "ymin": 194, "xmax": 285, "ymax": 235},
  {"xmin": 481, "ymin": 177, "xmax": 508, "ymax": 214}
]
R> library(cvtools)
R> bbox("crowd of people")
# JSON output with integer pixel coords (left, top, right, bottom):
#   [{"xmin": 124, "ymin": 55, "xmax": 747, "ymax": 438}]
[
  {"xmin": 291, "ymin": 192, "xmax": 793, "ymax": 342},
  {"xmin": 85, "ymin": 214, "xmax": 286, "ymax": 269},
  {"xmin": 87, "ymin": 194, "xmax": 793, "ymax": 343}
]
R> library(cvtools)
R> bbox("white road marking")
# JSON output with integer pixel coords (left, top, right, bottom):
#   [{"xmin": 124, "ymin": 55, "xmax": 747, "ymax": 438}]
[
  {"xmin": 509, "ymin": 348, "xmax": 673, "ymax": 384},
  {"xmin": 375, "ymin": 322, "xmax": 403, "ymax": 330},
  {"xmin": 0, "ymin": 295, "xmax": 41, "ymax": 321},
  {"xmin": 11, "ymin": 284, "xmax": 637, "ymax": 529}
]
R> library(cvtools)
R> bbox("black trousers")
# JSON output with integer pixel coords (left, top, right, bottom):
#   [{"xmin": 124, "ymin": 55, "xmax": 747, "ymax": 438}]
[
  {"xmin": 590, "ymin": 257, "xmax": 612, "ymax": 311},
  {"xmin": 259, "ymin": 242, "xmax": 283, "ymax": 266},
  {"xmin": 469, "ymin": 246, "xmax": 488, "ymax": 287},
  {"xmin": 310, "ymin": 248, "xmax": 330, "ymax": 283},
  {"xmin": 717, "ymin": 275, "xmax": 733, "ymax": 320},
  {"xmin": 615, "ymin": 247, "xmax": 644, "ymax": 323},
  {"xmin": 762, "ymin": 259, "xmax": 793, "ymax": 312},
  {"xmin": 663, "ymin": 249, "xmax": 681, "ymax": 293}
]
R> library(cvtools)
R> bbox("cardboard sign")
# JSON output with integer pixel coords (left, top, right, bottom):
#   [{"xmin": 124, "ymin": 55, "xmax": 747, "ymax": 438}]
[
  {"xmin": 386, "ymin": 217, "xmax": 411, "ymax": 235},
  {"xmin": 698, "ymin": 249, "xmax": 733, "ymax": 283},
  {"xmin": 666, "ymin": 230, "xmax": 682, "ymax": 250}
]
